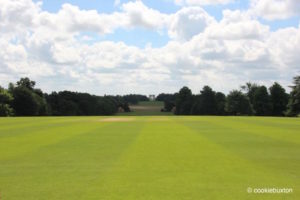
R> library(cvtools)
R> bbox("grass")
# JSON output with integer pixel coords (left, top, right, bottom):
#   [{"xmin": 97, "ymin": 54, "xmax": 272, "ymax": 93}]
[
  {"xmin": 0, "ymin": 116, "xmax": 299, "ymax": 199},
  {"xmin": 118, "ymin": 101, "xmax": 172, "ymax": 116}
]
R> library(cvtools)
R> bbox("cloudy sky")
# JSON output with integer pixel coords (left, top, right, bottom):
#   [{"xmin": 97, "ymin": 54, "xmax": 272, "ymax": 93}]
[{"xmin": 0, "ymin": 0, "xmax": 299, "ymax": 95}]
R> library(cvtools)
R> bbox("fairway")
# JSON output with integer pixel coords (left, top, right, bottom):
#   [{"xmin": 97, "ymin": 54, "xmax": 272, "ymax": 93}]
[{"xmin": 0, "ymin": 116, "xmax": 299, "ymax": 199}]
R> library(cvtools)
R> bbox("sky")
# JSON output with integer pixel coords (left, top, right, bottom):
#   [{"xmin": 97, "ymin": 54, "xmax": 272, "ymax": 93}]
[{"xmin": 0, "ymin": 0, "xmax": 300, "ymax": 95}]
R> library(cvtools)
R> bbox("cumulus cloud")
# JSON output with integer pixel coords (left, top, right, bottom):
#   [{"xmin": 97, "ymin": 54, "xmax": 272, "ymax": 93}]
[
  {"xmin": 0, "ymin": 0, "xmax": 299, "ymax": 94},
  {"xmin": 168, "ymin": 7, "xmax": 216, "ymax": 41},
  {"xmin": 121, "ymin": 1, "xmax": 170, "ymax": 29},
  {"xmin": 250, "ymin": 0, "xmax": 300, "ymax": 20},
  {"xmin": 206, "ymin": 10, "xmax": 270, "ymax": 40}
]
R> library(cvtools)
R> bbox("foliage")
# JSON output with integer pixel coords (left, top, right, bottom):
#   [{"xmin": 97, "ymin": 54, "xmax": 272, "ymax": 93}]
[
  {"xmin": 215, "ymin": 92, "xmax": 226, "ymax": 115},
  {"xmin": 241, "ymin": 82, "xmax": 259, "ymax": 104},
  {"xmin": 269, "ymin": 82, "xmax": 289, "ymax": 116},
  {"xmin": 1, "ymin": 76, "xmax": 298, "ymax": 117},
  {"xmin": 191, "ymin": 86, "xmax": 217, "ymax": 115},
  {"xmin": 16, "ymin": 77, "xmax": 36, "ymax": 90},
  {"xmin": 156, "ymin": 93, "xmax": 177, "ymax": 112},
  {"xmin": 287, "ymin": 76, "xmax": 300, "ymax": 116},
  {"xmin": 11, "ymin": 86, "xmax": 39, "ymax": 116},
  {"xmin": 0, "ymin": 87, "xmax": 14, "ymax": 116},
  {"xmin": 225, "ymin": 90, "xmax": 253, "ymax": 115},
  {"xmin": 252, "ymin": 86, "xmax": 272, "ymax": 116},
  {"xmin": 175, "ymin": 87, "xmax": 193, "ymax": 115},
  {"xmin": 156, "ymin": 93, "xmax": 176, "ymax": 102},
  {"xmin": 123, "ymin": 94, "xmax": 149, "ymax": 105}
]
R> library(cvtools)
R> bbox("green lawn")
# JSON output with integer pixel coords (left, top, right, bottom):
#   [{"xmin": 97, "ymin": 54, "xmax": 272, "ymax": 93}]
[{"xmin": 0, "ymin": 116, "xmax": 299, "ymax": 199}]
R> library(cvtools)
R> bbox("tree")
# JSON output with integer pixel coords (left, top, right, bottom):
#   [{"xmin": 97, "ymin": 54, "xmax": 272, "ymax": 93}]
[
  {"xmin": 252, "ymin": 86, "xmax": 271, "ymax": 116},
  {"xmin": 16, "ymin": 77, "xmax": 36, "ymax": 90},
  {"xmin": 175, "ymin": 87, "xmax": 193, "ymax": 115},
  {"xmin": 241, "ymin": 82, "xmax": 259, "ymax": 104},
  {"xmin": 123, "ymin": 94, "xmax": 149, "ymax": 105},
  {"xmin": 10, "ymin": 78, "xmax": 49, "ymax": 116},
  {"xmin": 163, "ymin": 100, "xmax": 175, "ymax": 112},
  {"xmin": 200, "ymin": 86, "xmax": 217, "ymax": 115},
  {"xmin": 215, "ymin": 92, "xmax": 226, "ymax": 115},
  {"xmin": 0, "ymin": 86, "xmax": 14, "ymax": 116},
  {"xmin": 287, "ymin": 76, "xmax": 300, "ymax": 116},
  {"xmin": 269, "ymin": 82, "xmax": 289, "ymax": 116},
  {"xmin": 156, "ymin": 93, "xmax": 176, "ymax": 102},
  {"xmin": 11, "ymin": 87, "xmax": 39, "ymax": 116},
  {"xmin": 226, "ymin": 90, "xmax": 253, "ymax": 115},
  {"xmin": 191, "ymin": 86, "xmax": 217, "ymax": 115}
]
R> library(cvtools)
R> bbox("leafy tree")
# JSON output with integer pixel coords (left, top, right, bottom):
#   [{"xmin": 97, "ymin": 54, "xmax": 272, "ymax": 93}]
[
  {"xmin": 191, "ymin": 86, "xmax": 217, "ymax": 115},
  {"xmin": 175, "ymin": 86, "xmax": 193, "ymax": 115},
  {"xmin": 287, "ymin": 76, "xmax": 300, "ymax": 116},
  {"xmin": 215, "ymin": 92, "xmax": 226, "ymax": 115},
  {"xmin": 226, "ymin": 90, "xmax": 253, "ymax": 115},
  {"xmin": 0, "ymin": 86, "xmax": 14, "ymax": 116},
  {"xmin": 123, "ymin": 94, "xmax": 149, "ymax": 105},
  {"xmin": 200, "ymin": 86, "xmax": 217, "ymax": 115},
  {"xmin": 10, "ymin": 78, "xmax": 49, "ymax": 116},
  {"xmin": 156, "ymin": 93, "xmax": 177, "ymax": 112},
  {"xmin": 16, "ymin": 77, "xmax": 36, "ymax": 90},
  {"xmin": 46, "ymin": 91, "xmax": 119, "ymax": 116},
  {"xmin": 156, "ymin": 93, "xmax": 176, "ymax": 102},
  {"xmin": 241, "ymin": 82, "xmax": 259, "ymax": 104},
  {"xmin": 11, "ymin": 87, "xmax": 39, "ymax": 116},
  {"xmin": 269, "ymin": 82, "xmax": 289, "ymax": 116},
  {"xmin": 252, "ymin": 86, "xmax": 272, "ymax": 116},
  {"xmin": 163, "ymin": 100, "xmax": 175, "ymax": 112}
]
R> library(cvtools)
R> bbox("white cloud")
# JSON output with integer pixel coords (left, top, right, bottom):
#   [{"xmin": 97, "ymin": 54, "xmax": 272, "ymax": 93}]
[
  {"xmin": 121, "ymin": 1, "xmax": 170, "ymax": 29},
  {"xmin": 0, "ymin": 0, "xmax": 299, "ymax": 95},
  {"xmin": 206, "ymin": 10, "xmax": 270, "ymax": 40},
  {"xmin": 250, "ymin": 0, "xmax": 300, "ymax": 20},
  {"xmin": 168, "ymin": 7, "xmax": 216, "ymax": 41}
]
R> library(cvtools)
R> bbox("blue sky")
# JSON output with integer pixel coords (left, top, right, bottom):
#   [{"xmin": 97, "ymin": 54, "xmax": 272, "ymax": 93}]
[
  {"xmin": 1, "ymin": 0, "xmax": 300, "ymax": 95},
  {"xmin": 34, "ymin": 0, "xmax": 300, "ymax": 48}
]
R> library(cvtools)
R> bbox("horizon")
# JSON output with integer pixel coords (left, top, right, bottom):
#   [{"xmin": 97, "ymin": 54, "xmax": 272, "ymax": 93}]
[{"xmin": 0, "ymin": 0, "xmax": 299, "ymax": 95}]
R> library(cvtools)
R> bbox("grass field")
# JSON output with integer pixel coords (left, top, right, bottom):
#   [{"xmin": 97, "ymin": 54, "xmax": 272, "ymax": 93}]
[{"xmin": 0, "ymin": 116, "xmax": 299, "ymax": 199}]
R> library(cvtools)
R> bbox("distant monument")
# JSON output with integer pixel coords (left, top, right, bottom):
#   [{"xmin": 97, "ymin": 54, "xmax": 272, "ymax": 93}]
[{"xmin": 149, "ymin": 95, "xmax": 155, "ymax": 101}]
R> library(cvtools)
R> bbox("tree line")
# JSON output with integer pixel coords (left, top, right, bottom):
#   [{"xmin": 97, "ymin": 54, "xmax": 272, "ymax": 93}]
[
  {"xmin": 157, "ymin": 76, "xmax": 300, "ymax": 117},
  {"xmin": 0, "ymin": 77, "xmax": 149, "ymax": 116},
  {"xmin": 1, "ymin": 76, "xmax": 299, "ymax": 117}
]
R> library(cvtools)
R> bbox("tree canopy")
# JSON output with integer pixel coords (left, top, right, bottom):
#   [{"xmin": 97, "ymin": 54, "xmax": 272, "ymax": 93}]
[
  {"xmin": 0, "ymin": 76, "xmax": 298, "ymax": 117},
  {"xmin": 287, "ymin": 76, "xmax": 300, "ymax": 116}
]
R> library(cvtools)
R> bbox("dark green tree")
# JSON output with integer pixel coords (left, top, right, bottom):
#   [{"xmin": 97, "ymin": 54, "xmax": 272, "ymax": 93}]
[
  {"xmin": 11, "ymin": 87, "xmax": 39, "ymax": 116},
  {"xmin": 16, "ymin": 77, "xmax": 36, "ymax": 90},
  {"xmin": 215, "ymin": 92, "xmax": 226, "ymax": 115},
  {"xmin": 10, "ymin": 78, "xmax": 49, "ymax": 116},
  {"xmin": 191, "ymin": 86, "xmax": 217, "ymax": 115},
  {"xmin": 175, "ymin": 87, "xmax": 193, "ymax": 115},
  {"xmin": 226, "ymin": 90, "xmax": 252, "ymax": 115},
  {"xmin": 252, "ymin": 86, "xmax": 272, "ymax": 116},
  {"xmin": 163, "ymin": 100, "xmax": 175, "ymax": 112},
  {"xmin": 269, "ymin": 82, "xmax": 289, "ymax": 116},
  {"xmin": 200, "ymin": 86, "xmax": 217, "ymax": 115},
  {"xmin": 287, "ymin": 76, "xmax": 300, "ymax": 116},
  {"xmin": 241, "ymin": 82, "xmax": 259, "ymax": 104}
]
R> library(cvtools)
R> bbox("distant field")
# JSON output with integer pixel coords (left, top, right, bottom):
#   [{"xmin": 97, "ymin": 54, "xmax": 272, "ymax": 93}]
[
  {"xmin": 118, "ymin": 101, "xmax": 172, "ymax": 116},
  {"xmin": 0, "ymin": 116, "xmax": 299, "ymax": 199}
]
